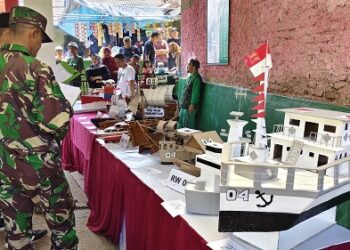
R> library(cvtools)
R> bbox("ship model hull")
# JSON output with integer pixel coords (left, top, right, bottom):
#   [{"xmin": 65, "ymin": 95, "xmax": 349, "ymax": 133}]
[{"xmin": 219, "ymin": 184, "xmax": 350, "ymax": 232}]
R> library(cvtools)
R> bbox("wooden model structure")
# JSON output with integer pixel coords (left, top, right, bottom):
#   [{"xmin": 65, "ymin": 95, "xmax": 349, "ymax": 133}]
[
  {"xmin": 172, "ymin": 158, "xmax": 201, "ymax": 177},
  {"xmin": 128, "ymin": 120, "xmax": 163, "ymax": 154},
  {"xmin": 184, "ymin": 131, "xmax": 223, "ymax": 154},
  {"xmin": 157, "ymin": 121, "xmax": 200, "ymax": 164}
]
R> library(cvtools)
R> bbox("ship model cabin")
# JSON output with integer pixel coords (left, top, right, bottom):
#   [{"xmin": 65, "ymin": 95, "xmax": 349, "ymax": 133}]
[
  {"xmin": 219, "ymin": 107, "xmax": 350, "ymax": 234},
  {"xmin": 269, "ymin": 107, "xmax": 350, "ymax": 174}
]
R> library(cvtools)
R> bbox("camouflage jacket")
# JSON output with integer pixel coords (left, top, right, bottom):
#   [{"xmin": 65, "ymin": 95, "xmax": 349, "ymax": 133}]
[{"xmin": 0, "ymin": 44, "xmax": 73, "ymax": 163}]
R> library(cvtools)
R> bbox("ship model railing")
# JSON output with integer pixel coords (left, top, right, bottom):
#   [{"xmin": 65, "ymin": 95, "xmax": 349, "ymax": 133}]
[
  {"xmin": 272, "ymin": 124, "xmax": 342, "ymax": 148},
  {"xmin": 221, "ymin": 156, "xmax": 350, "ymax": 197}
]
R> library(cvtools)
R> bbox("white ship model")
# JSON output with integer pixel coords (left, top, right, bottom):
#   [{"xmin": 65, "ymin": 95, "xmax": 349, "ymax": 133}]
[
  {"xmin": 219, "ymin": 107, "xmax": 350, "ymax": 249},
  {"xmin": 218, "ymin": 42, "xmax": 350, "ymax": 249}
]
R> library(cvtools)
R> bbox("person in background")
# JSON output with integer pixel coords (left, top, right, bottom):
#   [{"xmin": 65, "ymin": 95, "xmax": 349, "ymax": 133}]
[
  {"xmin": 119, "ymin": 36, "xmax": 141, "ymax": 62},
  {"xmin": 143, "ymin": 31, "xmax": 160, "ymax": 67},
  {"xmin": 167, "ymin": 27, "xmax": 181, "ymax": 46},
  {"xmin": 115, "ymin": 53, "xmax": 136, "ymax": 102},
  {"xmin": 140, "ymin": 59, "xmax": 155, "ymax": 89},
  {"xmin": 88, "ymin": 33, "xmax": 100, "ymax": 55},
  {"xmin": 102, "ymin": 47, "xmax": 118, "ymax": 82},
  {"xmin": 154, "ymin": 29, "xmax": 169, "ymax": 67},
  {"xmin": 67, "ymin": 41, "xmax": 84, "ymax": 87},
  {"xmin": 168, "ymin": 42, "xmax": 181, "ymax": 74},
  {"xmin": 128, "ymin": 54, "xmax": 141, "ymax": 83},
  {"xmin": 0, "ymin": 11, "xmax": 49, "ymax": 247},
  {"xmin": 0, "ymin": 6, "xmax": 78, "ymax": 249},
  {"xmin": 178, "ymin": 59, "xmax": 202, "ymax": 129},
  {"xmin": 86, "ymin": 54, "xmax": 111, "ymax": 89},
  {"xmin": 55, "ymin": 45, "xmax": 64, "ymax": 64}
]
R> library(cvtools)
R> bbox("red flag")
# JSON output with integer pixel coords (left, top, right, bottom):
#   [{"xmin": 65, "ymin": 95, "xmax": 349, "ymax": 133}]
[
  {"xmin": 253, "ymin": 84, "xmax": 264, "ymax": 93},
  {"xmin": 244, "ymin": 42, "xmax": 272, "ymax": 77},
  {"xmin": 251, "ymin": 112, "xmax": 266, "ymax": 118},
  {"xmin": 252, "ymin": 102, "xmax": 265, "ymax": 110},
  {"xmin": 252, "ymin": 93, "xmax": 265, "ymax": 102}
]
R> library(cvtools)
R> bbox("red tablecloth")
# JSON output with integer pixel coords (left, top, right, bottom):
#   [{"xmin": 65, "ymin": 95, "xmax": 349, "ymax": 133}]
[
  {"xmin": 62, "ymin": 114, "xmax": 209, "ymax": 249},
  {"xmin": 62, "ymin": 113, "xmax": 97, "ymax": 174}
]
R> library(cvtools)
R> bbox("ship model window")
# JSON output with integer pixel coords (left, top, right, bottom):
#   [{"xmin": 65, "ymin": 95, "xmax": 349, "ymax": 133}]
[
  {"xmin": 289, "ymin": 119, "xmax": 300, "ymax": 126},
  {"xmin": 273, "ymin": 144, "xmax": 283, "ymax": 160},
  {"xmin": 340, "ymin": 153, "xmax": 343, "ymax": 159},
  {"xmin": 323, "ymin": 124, "xmax": 336, "ymax": 133},
  {"xmin": 304, "ymin": 121, "xmax": 319, "ymax": 138},
  {"xmin": 309, "ymin": 152, "xmax": 314, "ymax": 157},
  {"xmin": 317, "ymin": 154, "xmax": 328, "ymax": 167},
  {"xmin": 345, "ymin": 123, "xmax": 349, "ymax": 130},
  {"xmin": 300, "ymin": 150, "xmax": 303, "ymax": 155},
  {"xmin": 345, "ymin": 152, "xmax": 348, "ymax": 157},
  {"xmin": 286, "ymin": 147, "xmax": 291, "ymax": 151},
  {"xmin": 240, "ymin": 145, "xmax": 245, "ymax": 156}
]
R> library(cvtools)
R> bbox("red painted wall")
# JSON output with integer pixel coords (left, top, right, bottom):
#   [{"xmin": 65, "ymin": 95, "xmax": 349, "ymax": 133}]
[
  {"xmin": 181, "ymin": 0, "xmax": 350, "ymax": 105},
  {"xmin": 5, "ymin": 0, "xmax": 18, "ymax": 11}
]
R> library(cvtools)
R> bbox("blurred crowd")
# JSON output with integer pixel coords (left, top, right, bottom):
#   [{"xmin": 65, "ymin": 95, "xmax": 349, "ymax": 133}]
[{"xmin": 55, "ymin": 27, "xmax": 182, "ymax": 92}]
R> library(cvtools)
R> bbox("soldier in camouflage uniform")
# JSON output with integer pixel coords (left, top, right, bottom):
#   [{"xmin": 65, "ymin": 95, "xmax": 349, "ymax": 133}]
[
  {"xmin": 0, "ymin": 12, "xmax": 49, "ymax": 247},
  {"xmin": 0, "ymin": 6, "xmax": 78, "ymax": 250}
]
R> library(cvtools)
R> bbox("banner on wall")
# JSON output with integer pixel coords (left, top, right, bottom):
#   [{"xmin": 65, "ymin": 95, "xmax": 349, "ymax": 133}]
[{"xmin": 207, "ymin": 0, "xmax": 229, "ymax": 65}]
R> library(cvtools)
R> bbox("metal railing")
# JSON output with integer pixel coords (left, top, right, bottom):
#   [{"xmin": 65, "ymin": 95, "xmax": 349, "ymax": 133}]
[
  {"xmin": 272, "ymin": 124, "xmax": 342, "ymax": 148},
  {"xmin": 221, "ymin": 156, "xmax": 350, "ymax": 196}
]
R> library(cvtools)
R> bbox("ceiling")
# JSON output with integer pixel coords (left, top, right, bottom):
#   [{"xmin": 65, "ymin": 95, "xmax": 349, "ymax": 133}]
[
  {"xmin": 80, "ymin": 0, "xmax": 179, "ymax": 8},
  {"xmin": 53, "ymin": 0, "xmax": 180, "ymax": 25}
]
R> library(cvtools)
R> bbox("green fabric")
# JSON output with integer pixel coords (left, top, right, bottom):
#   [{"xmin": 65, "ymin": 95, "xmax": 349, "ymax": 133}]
[
  {"xmin": 180, "ymin": 72, "xmax": 202, "ymax": 109},
  {"xmin": 1, "ymin": 44, "xmax": 31, "ymax": 56},
  {"xmin": 178, "ymin": 108, "xmax": 197, "ymax": 129},
  {"xmin": 190, "ymin": 72, "xmax": 201, "ymax": 105},
  {"xmin": 66, "ymin": 56, "xmax": 84, "ymax": 86},
  {"xmin": 67, "ymin": 56, "xmax": 84, "ymax": 73},
  {"xmin": 337, "ymin": 200, "xmax": 350, "ymax": 228}
]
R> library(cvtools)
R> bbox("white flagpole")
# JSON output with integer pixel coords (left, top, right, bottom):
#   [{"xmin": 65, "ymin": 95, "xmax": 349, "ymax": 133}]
[
  {"xmin": 263, "ymin": 40, "xmax": 270, "ymax": 109},
  {"xmin": 255, "ymin": 41, "xmax": 269, "ymax": 150}
]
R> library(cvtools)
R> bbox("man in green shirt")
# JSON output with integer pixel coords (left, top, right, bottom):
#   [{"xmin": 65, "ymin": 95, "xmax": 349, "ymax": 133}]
[
  {"xmin": 178, "ymin": 59, "xmax": 202, "ymax": 129},
  {"xmin": 67, "ymin": 41, "xmax": 84, "ymax": 87},
  {"xmin": 0, "ymin": 7, "xmax": 78, "ymax": 249}
]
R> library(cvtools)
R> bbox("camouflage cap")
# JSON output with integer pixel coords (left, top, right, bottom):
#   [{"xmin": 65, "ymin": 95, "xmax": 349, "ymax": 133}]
[
  {"xmin": 0, "ymin": 12, "xmax": 10, "ymax": 28},
  {"xmin": 9, "ymin": 6, "xmax": 52, "ymax": 43}
]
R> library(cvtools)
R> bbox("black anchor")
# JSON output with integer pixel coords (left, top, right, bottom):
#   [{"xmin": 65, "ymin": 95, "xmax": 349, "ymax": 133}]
[{"xmin": 255, "ymin": 190, "xmax": 274, "ymax": 208}]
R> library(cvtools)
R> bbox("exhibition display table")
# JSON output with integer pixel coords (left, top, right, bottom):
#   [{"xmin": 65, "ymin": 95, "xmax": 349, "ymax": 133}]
[
  {"xmin": 62, "ymin": 113, "xmax": 350, "ymax": 250},
  {"xmin": 62, "ymin": 113, "xmax": 228, "ymax": 249}
]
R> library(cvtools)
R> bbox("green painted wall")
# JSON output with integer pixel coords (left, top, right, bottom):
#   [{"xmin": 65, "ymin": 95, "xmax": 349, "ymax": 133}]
[
  {"xmin": 177, "ymin": 78, "xmax": 350, "ymax": 135},
  {"xmin": 176, "ymin": 77, "xmax": 350, "ymax": 228}
]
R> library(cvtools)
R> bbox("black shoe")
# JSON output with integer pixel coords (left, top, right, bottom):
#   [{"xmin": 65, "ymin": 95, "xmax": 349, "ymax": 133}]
[{"xmin": 31, "ymin": 229, "xmax": 48, "ymax": 242}]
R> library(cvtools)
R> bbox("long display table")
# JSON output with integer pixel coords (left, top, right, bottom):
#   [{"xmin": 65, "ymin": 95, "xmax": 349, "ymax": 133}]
[{"xmin": 62, "ymin": 113, "xmax": 350, "ymax": 250}]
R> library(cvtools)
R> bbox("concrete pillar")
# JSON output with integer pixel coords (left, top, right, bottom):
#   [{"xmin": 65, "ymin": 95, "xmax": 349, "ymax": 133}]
[{"xmin": 22, "ymin": 0, "xmax": 56, "ymax": 67}]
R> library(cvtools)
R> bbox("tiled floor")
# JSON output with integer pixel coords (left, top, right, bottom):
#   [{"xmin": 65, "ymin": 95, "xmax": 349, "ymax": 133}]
[{"xmin": 0, "ymin": 171, "xmax": 118, "ymax": 250}]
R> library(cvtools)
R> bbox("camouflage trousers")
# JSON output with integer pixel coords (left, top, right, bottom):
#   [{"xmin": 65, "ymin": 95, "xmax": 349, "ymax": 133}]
[{"xmin": 0, "ymin": 151, "xmax": 78, "ymax": 250}]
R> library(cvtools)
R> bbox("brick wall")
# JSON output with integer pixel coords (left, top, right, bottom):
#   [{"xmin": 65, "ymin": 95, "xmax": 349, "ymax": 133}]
[{"xmin": 181, "ymin": 0, "xmax": 350, "ymax": 105}]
